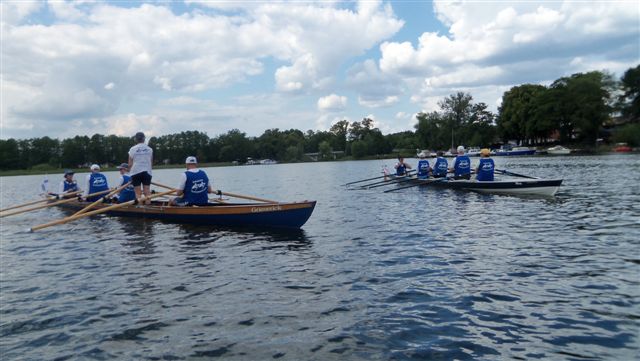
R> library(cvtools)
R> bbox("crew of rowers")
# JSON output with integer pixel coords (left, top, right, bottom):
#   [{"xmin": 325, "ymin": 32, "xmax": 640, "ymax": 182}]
[
  {"xmin": 394, "ymin": 146, "xmax": 495, "ymax": 181},
  {"xmin": 51, "ymin": 132, "xmax": 215, "ymax": 207}
]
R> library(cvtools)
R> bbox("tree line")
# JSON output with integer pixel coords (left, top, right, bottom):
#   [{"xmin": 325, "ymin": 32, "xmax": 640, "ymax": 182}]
[{"xmin": 1, "ymin": 65, "xmax": 637, "ymax": 171}]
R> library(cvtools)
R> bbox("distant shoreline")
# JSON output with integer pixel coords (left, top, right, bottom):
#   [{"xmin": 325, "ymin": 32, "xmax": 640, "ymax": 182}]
[{"xmin": 1, "ymin": 150, "xmax": 637, "ymax": 177}]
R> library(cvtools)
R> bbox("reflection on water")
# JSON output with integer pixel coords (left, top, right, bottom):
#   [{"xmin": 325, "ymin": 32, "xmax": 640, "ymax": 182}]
[{"xmin": 1, "ymin": 155, "xmax": 639, "ymax": 360}]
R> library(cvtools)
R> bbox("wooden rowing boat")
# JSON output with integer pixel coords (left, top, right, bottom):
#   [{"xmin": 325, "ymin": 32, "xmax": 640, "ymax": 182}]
[
  {"xmin": 408, "ymin": 178, "xmax": 563, "ymax": 196},
  {"xmin": 49, "ymin": 198, "xmax": 316, "ymax": 229}
]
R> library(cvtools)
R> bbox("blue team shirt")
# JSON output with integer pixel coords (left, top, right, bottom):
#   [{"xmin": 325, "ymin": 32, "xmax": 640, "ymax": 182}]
[
  {"xmin": 183, "ymin": 170, "xmax": 210, "ymax": 205},
  {"xmin": 87, "ymin": 173, "xmax": 109, "ymax": 201},
  {"xmin": 476, "ymin": 158, "xmax": 495, "ymax": 181},
  {"xmin": 118, "ymin": 174, "xmax": 136, "ymax": 202},
  {"xmin": 453, "ymin": 155, "xmax": 471, "ymax": 177},
  {"xmin": 417, "ymin": 159, "xmax": 430, "ymax": 179},
  {"xmin": 433, "ymin": 157, "xmax": 448, "ymax": 177},
  {"xmin": 62, "ymin": 180, "xmax": 78, "ymax": 193},
  {"xmin": 395, "ymin": 163, "xmax": 407, "ymax": 176}
]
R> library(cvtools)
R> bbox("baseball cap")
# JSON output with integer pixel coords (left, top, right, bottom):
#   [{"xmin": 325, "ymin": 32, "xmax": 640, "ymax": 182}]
[
  {"xmin": 185, "ymin": 156, "xmax": 197, "ymax": 164},
  {"xmin": 457, "ymin": 145, "xmax": 465, "ymax": 153},
  {"xmin": 117, "ymin": 163, "xmax": 129, "ymax": 169},
  {"xmin": 90, "ymin": 164, "xmax": 100, "ymax": 171},
  {"xmin": 64, "ymin": 169, "xmax": 74, "ymax": 176},
  {"xmin": 480, "ymin": 148, "xmax": 491, "ymax": 156}
]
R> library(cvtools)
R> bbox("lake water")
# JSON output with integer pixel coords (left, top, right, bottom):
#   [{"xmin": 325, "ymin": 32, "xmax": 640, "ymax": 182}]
[{"xmin": 1, "ymin": 155, "xmax": 639, "ymax": 360}]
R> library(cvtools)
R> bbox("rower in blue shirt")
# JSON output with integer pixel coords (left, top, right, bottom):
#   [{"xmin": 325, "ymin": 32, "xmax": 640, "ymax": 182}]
[
  {"xmin": 416, "ymin": 153, "xmax": 431, "ymax": 179},
  {"xmin": 450, "ymin": 146, "xmax": 471, "ymax": 180},
  {"xmin": 113, "ymin": 163, "xmax": 136, "ymax": 203},
  {"xmin": 83, "ymin": 164, "xmax": 109, "ymax": 201},
  {"xmin": 432, "ymin": 151, "xmax": 449, "ymax": 178},
  {"xmin": 475, "ymin": 148, "xmax": 495, "ymax": 181},
  {"xmin": 170, "ymin": 156, "xmax": 215, "ymax": 206},
  {"xmin": 395, "ymin": 156, "xmax": 412, "ymax": 176},
  {"xmin": 51, "ymin": 170, "xmax": 81, "ymax": 199}
]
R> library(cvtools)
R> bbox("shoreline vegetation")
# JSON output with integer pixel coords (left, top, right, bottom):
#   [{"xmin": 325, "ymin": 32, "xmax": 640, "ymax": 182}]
[
  {"xmin": 0, "ymin": 145, "xmax": 634, "ymax": 178},
  {"xmin": 1, "ymin": 65, "xmax": 638, "ymax": 176}
]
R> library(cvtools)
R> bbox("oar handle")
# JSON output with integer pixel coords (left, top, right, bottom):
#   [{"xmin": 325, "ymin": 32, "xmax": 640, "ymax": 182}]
[
  {"xmin": 495, "ymin": 169, "xmax": 538, "ymax": 179},
  {"xmin": 72, "ymin": 182, "xmax": 132, "ymax": 217}
]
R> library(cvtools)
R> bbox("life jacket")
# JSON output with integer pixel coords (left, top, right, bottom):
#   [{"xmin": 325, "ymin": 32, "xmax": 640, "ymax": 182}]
[
  {"xmin": 453, "ymin": 155, "xmax": 471, "ymax": 177},
  {"xmin": 476, "ymin": 158, "xmax": 495, "ymax": 181},
  {"xmin": 417, "ymin": 159, "xmax": 430, "ymax": 179},
  {"xmin": 87, "ymin": 173, "xmax": 109, "ymax": 201},
  {"xmin": 63, "ymin": 180, "xmax": 78, "ymax": 193},
  {"xmin": 183, "ymin": 170, "xmax": 209, "ymax": 205},
  {"xmin": 118, "ymin": 174, "xmax": 136, "ymax": 202},
  {"xmin": 433, "ymin": 157, "xmax": 448, "ymax": 177}
]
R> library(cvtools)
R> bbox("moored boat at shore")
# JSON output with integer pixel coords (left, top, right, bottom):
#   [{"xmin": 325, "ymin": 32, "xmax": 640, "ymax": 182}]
[
  {"xmin": 48, "ymin": 198, "xmax": 316, "ymax": 229},
  {"xmin": 546, "ymin": 145, "xmax": 572, "ymax": 155},
  {"xmin": 494, "ymin": 146, "xmax": 536, "ymax": 156}
]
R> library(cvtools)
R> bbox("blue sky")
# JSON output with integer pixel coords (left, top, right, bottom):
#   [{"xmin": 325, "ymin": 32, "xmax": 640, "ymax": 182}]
[{"xmin": 1, "ymin": 0, "xmax": 638, "ymax": 140}]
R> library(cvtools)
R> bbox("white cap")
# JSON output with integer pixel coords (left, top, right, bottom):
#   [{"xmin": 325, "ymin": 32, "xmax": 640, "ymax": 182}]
[
  {"xmin": 457, "ymin": 145, "xmax": 465, "ymax": 153},
  {"xmin": 90, "ymin": 164, "xmax": 100, "ymax": 171},
  {"xmin": 185, "ymin": 156, "xmax": 197, "ymax": 164}
]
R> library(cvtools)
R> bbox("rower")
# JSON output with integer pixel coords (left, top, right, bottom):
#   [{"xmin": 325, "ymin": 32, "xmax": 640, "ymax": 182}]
[
  {"xmin": 475, "ymin": 148, "xmax": 495, "ymax": 181},
  {"xmin": 432, "ymin": 151, "xmax": 448, "ymax": 178},
  {"xmin": 129, "ymin": 131, "xmax": 153, "ymax": 205},
  {"xmin": 394, "ymin": 156, "xmax": 412, "ymax": 176},
  {"xmin": 52, "ymin": 170, "xmax": 80, "ymax": 199},
  {"xmin": 83, "ymin": 164, "xmax": 109, "ymax": 202},
  {"xmin": 113, "ymin": 163, "xmax": 136, "ymax": 203},
  {"xmin": 170, "ymin": 156, "xmax": 216, "ymax": 206},
  {"xmin": 416, "ymin": 153, "xmax": 431, "ymax": 180},
  {"xmin": 450, "ymin": 146, "xmax": 471, "ymax": 180}
]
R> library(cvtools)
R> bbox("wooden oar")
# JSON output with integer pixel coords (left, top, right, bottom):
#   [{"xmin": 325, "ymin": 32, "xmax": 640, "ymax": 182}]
[
  {"xmin": 343, "ymin": 168, "xmax": 415, "ymax": 187},
  {"xmin": 29, "ymin": 189, "xmax": 177, "ymax": 232},
  {"xmin": 151, "ymin": 181, "xmax": 227, "ymax": 204},
  {"xmin": 71, "ymin": 182, "xmax": 131, "ymax": 217},
  {"xmin": 366, "ymin": 175, "xmax": 418, "ymax": 189},
  {"xmin": 383, "ymin": 178, "xmax": 447, "ymax": 193},
  {"xmin": 220, "ymin": 191, "xmax": 278, "ymax": 204},
  {"xmin": 355, "ymin": 169, "xmax": 417, "ymax": 188},
  {"xmin": 495, "ymin": 169, "xmax": 538, "ymax": 179},
  {"xmin": 0, "ymin": 189, "xmax": 113, "ymax": 218},
  {"xmin": 0, "ymin": 190, "xmax": 82, "ymax": 213}
]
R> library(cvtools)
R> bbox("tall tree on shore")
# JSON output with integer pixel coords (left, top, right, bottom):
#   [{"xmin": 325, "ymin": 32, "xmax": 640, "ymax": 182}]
[{"xmin": 619, "ymin": 65, "xmax": 640, "ymax": 121}]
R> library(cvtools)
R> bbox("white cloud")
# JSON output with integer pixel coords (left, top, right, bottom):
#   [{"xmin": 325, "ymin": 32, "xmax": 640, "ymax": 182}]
[
  {"xmin": 317, "ymin": 94, "xmax": 347, "ymax": 112},
  {"xmin": 104, "ymin": 82, "xmax": 115, "ymax": 90},
  {"xmin": 358, "ymin": 95, "xmax": 399, "ymax": 108}
]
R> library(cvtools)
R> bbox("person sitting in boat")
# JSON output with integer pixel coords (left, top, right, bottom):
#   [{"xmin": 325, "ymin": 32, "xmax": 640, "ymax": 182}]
[
  {"xmin": 394, "ymin": 156, "xmax": 412, "ymax": 176},
  {"xmin": 170, "ymin": 156, "xmax": 215, "ymax": 206},
  {"xmin": 475, "ymin": 148, "xmax": 495, "ymax": 181},
  {"xmin": 83, "ymin": 164, "xmax": 109, "ymax": 202},
  {"xmin": 416, "ymin": 153, "xmax": 431, "ymax": 180},
  {"xmin": 113, "ymin": 163, "xmax": 136, "ymax": 203},
  {"xmin": 432, "ymin": 151, "xmax": 448, "ymax": 178},
  {"xmin": 49, "ymin": 170, "xmax": 81, "ymax": 199},
  {"xmin": 450, "ymin": 146, "xmax": 471, "ymax": 180}
]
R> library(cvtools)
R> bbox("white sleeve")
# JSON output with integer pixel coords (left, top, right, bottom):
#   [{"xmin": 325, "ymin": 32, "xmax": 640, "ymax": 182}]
[
  {"xmin": 59, "ymin": 181, "xmax": 65, "ymax": 194},
  {"xmin": 177, "ymin": 173, "xmax": 187, "ymax": 191},
  {"xmin": 83, "ymin": 175, "xmax": 91, "ymax": 197}
]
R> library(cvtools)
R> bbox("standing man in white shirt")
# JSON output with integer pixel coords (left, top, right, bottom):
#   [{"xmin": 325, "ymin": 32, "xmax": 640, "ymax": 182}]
[{"xmin": 128, "ymin": 132, "xmax": 153, "ymax": 205}]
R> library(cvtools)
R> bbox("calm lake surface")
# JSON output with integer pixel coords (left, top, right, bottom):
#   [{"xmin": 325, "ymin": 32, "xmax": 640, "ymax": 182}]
[{"xmin": 1, "ymin": 155, "xmax": 639, "ymax": 360}]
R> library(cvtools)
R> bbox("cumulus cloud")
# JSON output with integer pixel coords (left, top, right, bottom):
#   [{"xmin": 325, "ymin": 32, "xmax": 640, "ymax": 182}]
[
  {"xmin": 317, "ymin": 94, "xmax": 347, "ymax": 112},
  {"xmin": 1, "ymin": 1, "xmax": 403, "ymax": 138}
]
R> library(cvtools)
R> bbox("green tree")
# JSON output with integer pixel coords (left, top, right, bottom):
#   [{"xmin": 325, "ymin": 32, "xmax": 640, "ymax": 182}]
[
  {"xmin": 0, "ymin": 139, "xmax": 20, "ymax": 170},
  {"xmin": 498, "ymin": 84, "xmax": 547, "ymax": 144},
  {"xmin": 318, "ymin": 140, "xmax": 333, "ymax": 160},
  {"xmin": 619, "ymin": 64, "xmax": 640, "ymax": 121}
]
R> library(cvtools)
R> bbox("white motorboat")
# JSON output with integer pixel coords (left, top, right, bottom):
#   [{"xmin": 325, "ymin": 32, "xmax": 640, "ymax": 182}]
[{"xmin": 547, "ymin": 145, "xmax": 571, "ymax": 155}]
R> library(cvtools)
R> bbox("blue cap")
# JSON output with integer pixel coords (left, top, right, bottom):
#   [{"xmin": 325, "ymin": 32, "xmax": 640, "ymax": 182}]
[
  {"xmin": 64, "ymin": 169, "xmax": 74, "ymax": 176},
  {"xmin": 117, "ymin": 163, "xmax": 129, "ymax": 169}
]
